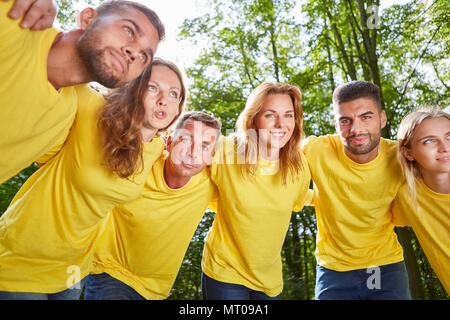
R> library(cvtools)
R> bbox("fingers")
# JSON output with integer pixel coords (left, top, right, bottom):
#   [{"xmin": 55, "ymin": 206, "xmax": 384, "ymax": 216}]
[
  {"xmin": 8, "ymin": 0, "xmax": 57, "ymax": 30},
  {"xmin": 7, "ymin": 0, "xmax": 33, "ymax": 20}
]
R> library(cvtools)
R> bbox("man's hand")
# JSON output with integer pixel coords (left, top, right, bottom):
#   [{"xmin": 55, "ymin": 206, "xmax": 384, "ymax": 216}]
[{"xmin": 4, "ymin": 0, "xmax": 58, "ymax": 30}]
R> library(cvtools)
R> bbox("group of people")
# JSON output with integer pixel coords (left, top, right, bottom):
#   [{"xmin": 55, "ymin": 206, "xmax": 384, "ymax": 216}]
[{"xmin": 0, "ymin": 0, "xmax": 448, "ymax": 300}]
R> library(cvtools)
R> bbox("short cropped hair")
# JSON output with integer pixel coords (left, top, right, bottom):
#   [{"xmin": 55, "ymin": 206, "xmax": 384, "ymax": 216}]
[
  {"xmin": 174, "ymin": 111, "xmax": 222, "ymax": 147},
  {"xmin": 96, "ymin": 0, "xmax": 165, "ymax": 41},
  {"xmin": 332, "ymin": 81, "xmax": 382, "ymax": 110}
]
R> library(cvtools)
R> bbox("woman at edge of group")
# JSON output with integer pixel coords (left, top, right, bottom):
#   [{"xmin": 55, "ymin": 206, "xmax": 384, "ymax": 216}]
[
  {"xmin": 393, "ymin": 106, "xmax": 450, "ymax": 295},
  {"xmin": 201, "ymin": 81, "xmax": 312, "ymax": 300},
  {"xmin": 0, "ymin": 58, "xmax": 186, "ymax": 300}
]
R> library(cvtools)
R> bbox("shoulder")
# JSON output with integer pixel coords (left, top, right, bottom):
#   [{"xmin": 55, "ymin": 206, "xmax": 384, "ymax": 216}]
[{"xmin": 303, "ymin": 134, "xmax": 339, "ymax": 155}]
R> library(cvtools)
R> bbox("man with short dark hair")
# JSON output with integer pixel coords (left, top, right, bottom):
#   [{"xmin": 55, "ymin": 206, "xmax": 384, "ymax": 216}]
[
  {"xmin": 0, "ymin": 0, "xmax": 165, "ymax": 184},
  {"xmin": 84, "ymin": 111, "xmax": 222, "ymax": 300},
  {"xmin": 304, "ymin": 81, "xmax": 410, "ymax": 300}
]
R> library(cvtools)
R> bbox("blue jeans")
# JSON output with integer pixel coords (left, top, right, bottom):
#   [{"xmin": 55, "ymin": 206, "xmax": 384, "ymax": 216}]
[
  {"xmin": 84, "ymin": 273, "xmax": 145, "ymax": 300},
  {"xmin": 315, "ymin": 261, "xmax": 411, "ymax": 300},
  {"xmin": 201, "ymin": 272, "xmax": 281, "ymax": 300},
  {"xmin": 0, "ymin": 278, "xmax": 85, "ymax": 300}
]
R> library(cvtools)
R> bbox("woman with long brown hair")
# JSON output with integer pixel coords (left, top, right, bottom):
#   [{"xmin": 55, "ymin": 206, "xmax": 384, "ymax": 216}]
[
  {"xmin": 201, "ymin": 82, "xmax": 311, "ymax": 299},
  {"xmin": 0, "ymin": 58, "xmax": 185, "ymax": 300}
]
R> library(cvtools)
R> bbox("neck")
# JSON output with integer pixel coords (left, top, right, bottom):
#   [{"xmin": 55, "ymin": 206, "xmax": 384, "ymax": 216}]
[
  {"xmin": 260, "ymin": 146, "xmax": 280, "ymax": 161},
  {"xmin": 344, "ymin": 144, "xmax": 380, "ymax": 164},
  {"xmin": 163, "ymin": 160, "xmax": 190, "ymax": 189},
  {"xmin": 141, "ymin": 127, "xmax": 158, "ymax": 143},
  {"xmin": 47, "ymin": 31, "xmax": 92, "ymax": 90},
  {"xmin": 421, "ymin": 170, "xmax": 450, "ymax": 194}
]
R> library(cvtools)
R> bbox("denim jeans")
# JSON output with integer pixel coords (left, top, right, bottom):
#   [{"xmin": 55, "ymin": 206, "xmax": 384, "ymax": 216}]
[
  {"xmin": 84, "ymin": 273, "xmax": 145, "ymax": 300},
  {"xmin": 201, "ymin": 272, "xmax": 281, "ymax": 300},
  {"xmin": 0, "ymin": 278, "xmax": 85, "ymax": 300},
  {"xmin": 315, "ymin": 261, "xmax": 411, "ymax": 300}
]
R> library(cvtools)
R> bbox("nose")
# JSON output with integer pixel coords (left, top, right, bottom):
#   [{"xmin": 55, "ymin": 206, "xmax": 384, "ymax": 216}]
[
  {"xmin": 438, "ymin": 139, "xmax": 450, "ymax": 152},
  {"xmin": 123, "ymin": 45, "xmax": 138, "ymax": 64},
  {"xmin": 350, "ymin": 119, "xmax": 363, "ymax": 135},
  {"xmin": 188, "ymin": 142, "xmax": 203, "ymax": 164}
]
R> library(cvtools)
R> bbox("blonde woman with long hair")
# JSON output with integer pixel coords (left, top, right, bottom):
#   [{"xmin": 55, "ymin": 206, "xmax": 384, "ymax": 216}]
[
  {"xmin": 393, "ymin": 107, "xmax": 450, "ymax": 294},
  {"xmin": 201, "ymin": 82, "xmax": 311, "ymax": 300}
]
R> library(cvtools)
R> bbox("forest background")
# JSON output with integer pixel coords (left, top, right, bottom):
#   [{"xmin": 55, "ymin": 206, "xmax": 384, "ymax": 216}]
[{"xmin": 0, "ymin": 0, "xmax": 448, "ymax": 299}]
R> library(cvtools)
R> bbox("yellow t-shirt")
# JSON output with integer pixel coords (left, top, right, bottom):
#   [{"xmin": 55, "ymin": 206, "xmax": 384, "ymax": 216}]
[
  {"xmin": 0, "ymin": 87, "xmax": 165, "ymax": 293},
  {"xmin": 303, "ymin": 134, "xmax": 404, "ymax": 271},
  {"xmin": 392, "ymin": 180, "xmax": 450, "ymax": 294},
  {"xmin": 202, "ymin": 136, "xmax": 311, "ymax": 297},
  {"xmin": 91, "ymin": 153, "xmax": 216, "ymax": 299},
  {"xmin": 0, "ymin": 1, "xmax": 78, "ymax": 183}
]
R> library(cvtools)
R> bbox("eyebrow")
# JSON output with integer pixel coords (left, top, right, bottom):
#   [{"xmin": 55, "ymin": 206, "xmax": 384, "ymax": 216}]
[
  {"xmin": 359, "ymin": 111, "xmax": 374, "ymax": 117},
  {"xmin": 148, "ymin": 80, "xmax": 181, "ymax": 92},
  {"xmin": 264, "ymin": 109, "xmax": 294, "ymax": 113},
  {"xmin": 418, "ymin": 131, "xmax": 450, "ymax": 141}
]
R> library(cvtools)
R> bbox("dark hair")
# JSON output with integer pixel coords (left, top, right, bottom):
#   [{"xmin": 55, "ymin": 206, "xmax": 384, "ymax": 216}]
[
  {"xmin": 99, "ymin": 57, "xmax": 185, "ymax": 179},
  {"xmin": 332, "ymin": 81, "xmax": 382, "ymax": 110},
  {"xmin": 96, "ymin": 0, "xmax": 165, "ymax": 41}
]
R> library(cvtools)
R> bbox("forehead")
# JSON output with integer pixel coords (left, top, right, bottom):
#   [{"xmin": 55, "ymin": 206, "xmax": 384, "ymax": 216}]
[
  {"xmin": 334, "ymin": 97, "xmax": 379, "ymax": 117},
  {"xmin": 414, "ymin": 117, "xmax": 450, "ymax": 138},
  {"xmin": 177, "ymin": 120, "xmax": 217, "ymax": 140},
  {"xmin": 98, "ymin": 7, "xmax": 159, "ymax": 46},
  {"xmin": 261, "ymin": 94, "xmax": 294, "ymax": 111},
  {"xmin": 149, "ymin": 65, "xmax": 181, "ymax": 88}
]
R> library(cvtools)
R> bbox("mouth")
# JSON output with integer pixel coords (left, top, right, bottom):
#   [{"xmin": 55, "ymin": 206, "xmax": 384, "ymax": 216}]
[
  {"xmin": 154, "ymin": 110, "xmax": 167, "ymax": 120},
  {"xmin": 348, "ymin": 135, "xmax": 368, "ymax": 145},
  {"xmin": 436, "ymin": 155, "xmax": 450, "ymax": 162},
  {"xmin": 270, "ymin": 131, "xmax": 286, "ymax": 139}
]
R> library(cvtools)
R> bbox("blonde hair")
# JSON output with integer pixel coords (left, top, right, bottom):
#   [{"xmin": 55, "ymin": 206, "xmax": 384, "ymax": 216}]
[
  {"xmin": 397, "ymin": 106, "xmax": 450, "ymax": 202},
  {"xmin": 234, "ymin": 82, "xmax": 306, "ymax": 185}
]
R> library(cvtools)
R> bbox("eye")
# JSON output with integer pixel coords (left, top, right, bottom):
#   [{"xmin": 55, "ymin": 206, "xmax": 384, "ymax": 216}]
[
  {"xmin": 169, "ymin": 91, "xmax": 179, "ymax": 100},
  {"xmin": 340, "ymin": 119, "xmax": 350, "ymax": 125},
  {"xmin": 124, "ymin": 26, "xmax": 133, "ymax": 38},
  {"xmin": 147, "ymin": 84, "xmax": 157, "ymax": 93},
  {"xmin": 285, "ymin": 113, "xmax": 294, "ymax": 118},
  {"xmin": 139, "ymin": 52, "xmax": 147, "ymax": 63},
  {"xmin": 362, "ymin": 115, "xmax": 372, "ymax": 120},
  {"xmin": 264, "ymin": 113, "xmax": 275, "ymax": 118},
  {"xmin": 181, "ymin": 136, "xmax": 191, "ymax": 144},
  {"xmin": 423, "ymin": 139, "xmax": 435, "ymax": 144},
  {"xmin": 202, "ymin": 145, "xmax": 210, "ymax": 151}
]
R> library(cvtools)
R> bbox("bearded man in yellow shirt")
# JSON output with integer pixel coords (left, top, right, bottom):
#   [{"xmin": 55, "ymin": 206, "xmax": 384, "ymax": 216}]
[
  {"xmin": 303, "ymin": 81, "xmax": 410, "ymax": 300},
  {"xmin": 0, "ymin": 0, "xmax": 165, "ymax": 183}
]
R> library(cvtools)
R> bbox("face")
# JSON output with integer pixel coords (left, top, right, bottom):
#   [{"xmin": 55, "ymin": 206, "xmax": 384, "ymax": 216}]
[
  {"xmin": 403, "ymin": 117, "xmax": 450, "ymax": 175},
  {"xmin": 76, "ymin": 7, "xmax": 160, "ymax": 88},
  {"xmin": 142, "ymin": 64, "xmax": 182, "ymax": 130},
  {"xmin": 254, "ymin": 94, "xmax": 296, "ymax": 154},
  {"xmin": 167, "ymin": 119, "xmax": 218, "ymax": 178},
  {"xmin": 334, "ymin": 97, "xmax": 386, "ymax": 161}
]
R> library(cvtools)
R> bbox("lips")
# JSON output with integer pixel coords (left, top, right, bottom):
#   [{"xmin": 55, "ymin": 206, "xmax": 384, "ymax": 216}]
[
  {"xmin": 436, "ymin": 155, "xmax": 450, "ymax": 162},
  {"xmin": 349, "ymin": 135, "xmax": 368, "ymax": 145},
  {"xmin": 154, "ymin": 110, "xmax": 167, "ymax": 120},
  {"xmin": 270, "ymin": 131, "xmax": 286, "ymax": 139}
]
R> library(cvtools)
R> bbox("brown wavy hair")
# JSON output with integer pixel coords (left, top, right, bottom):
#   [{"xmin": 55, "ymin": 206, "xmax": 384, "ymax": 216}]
[{"xmin": 99, "ymin": 58, "xmax": 186, "ymax": 179}]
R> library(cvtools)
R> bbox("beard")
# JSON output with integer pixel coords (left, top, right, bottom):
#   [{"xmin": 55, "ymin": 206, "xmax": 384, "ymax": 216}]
[
  {"xmin": 344, "ymin": 132, "xmax": 381, "ymax": 155},
  {"xmin": 76, "ymin": 27, "xmax": 122, "ymax": 88}
]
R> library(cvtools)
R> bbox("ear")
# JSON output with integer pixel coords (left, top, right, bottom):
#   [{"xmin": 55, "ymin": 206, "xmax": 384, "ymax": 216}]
[
  {"xmin": 76, "ymin": 8, "xmax": 99, "ymax": 30},
  {"xmin": 401, "ymin": 146, "xmax": 414, "ymax": 162},
  {"xmin": 380, "ymin": 110, "xmax": 387, "ymax": 129}
]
